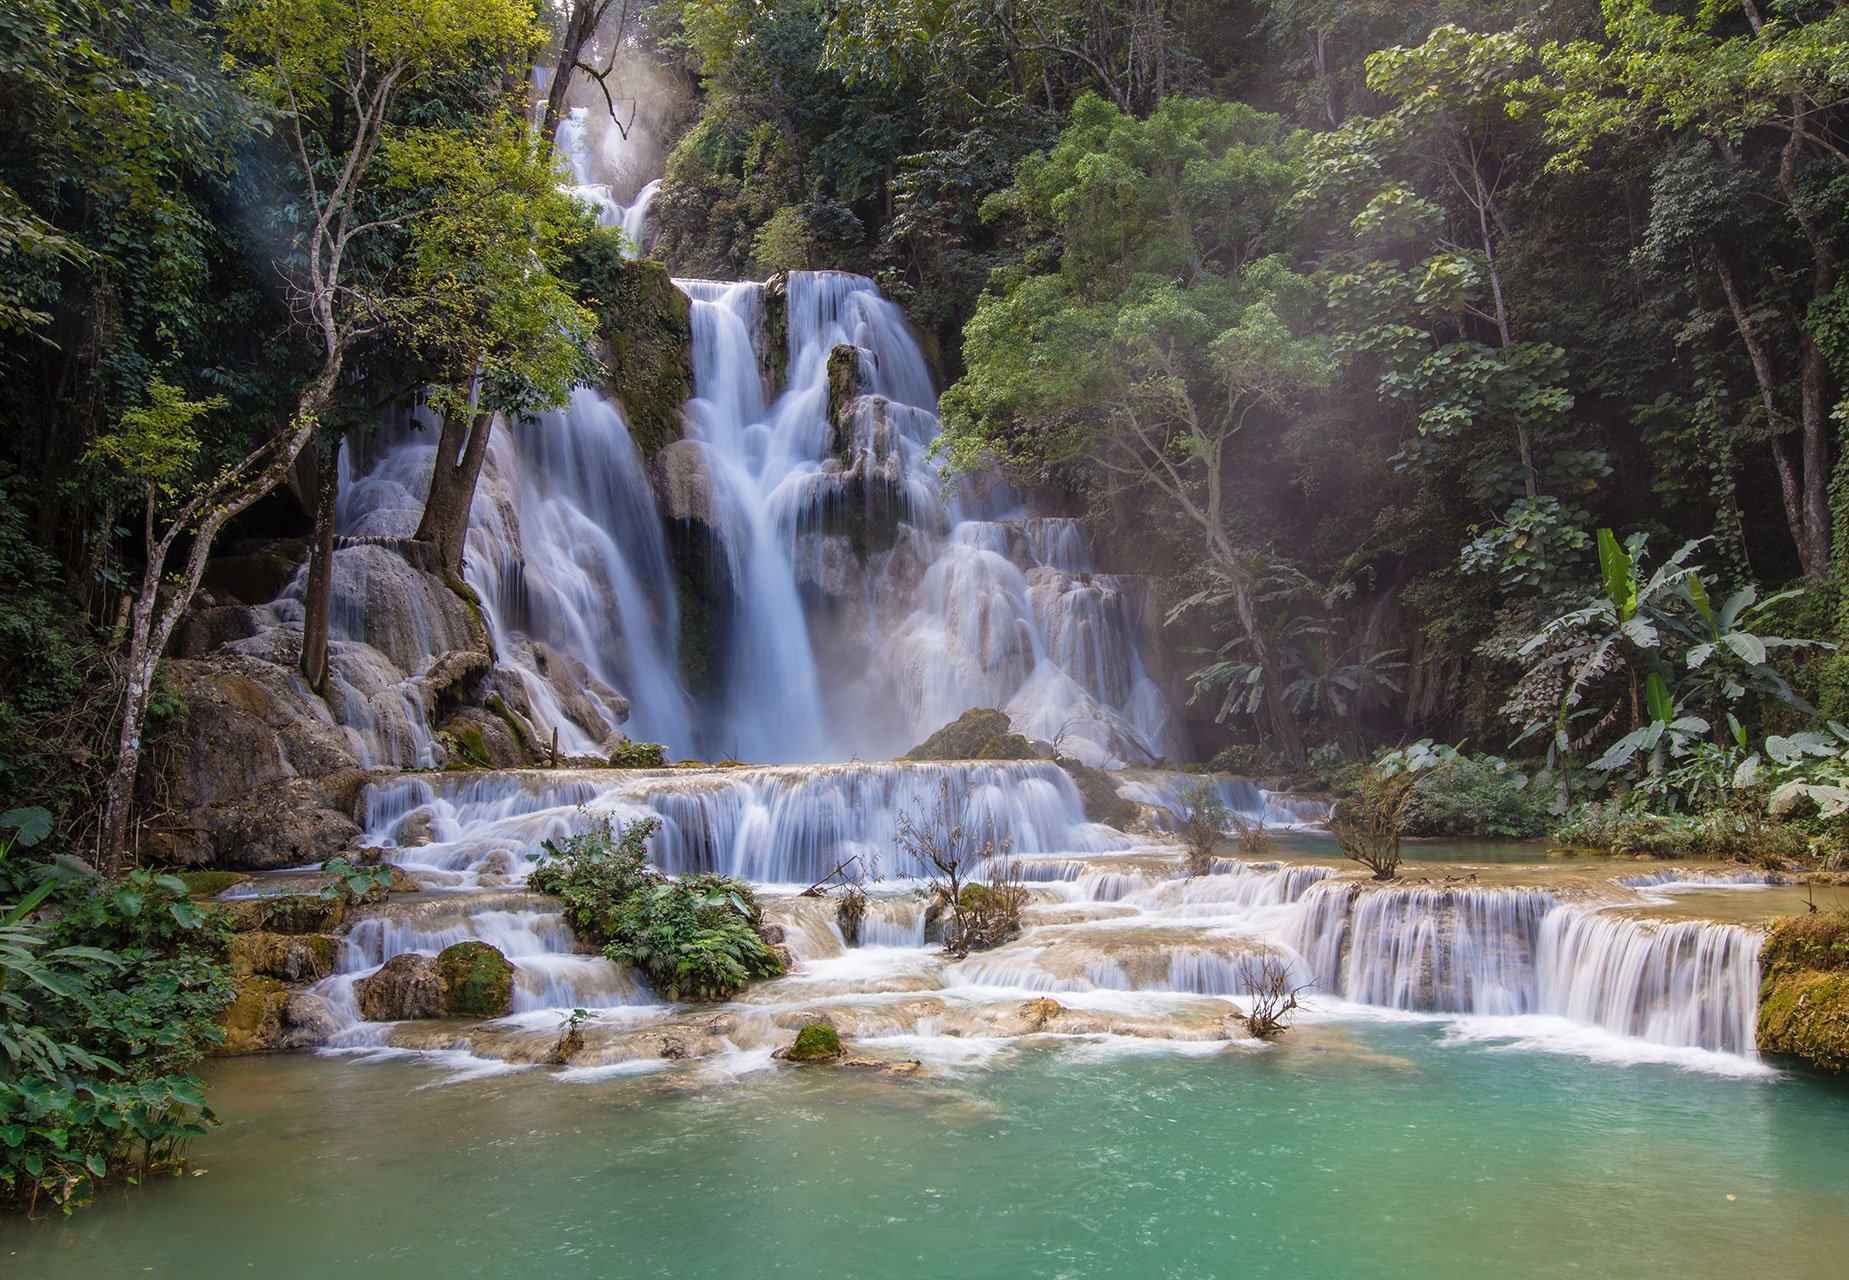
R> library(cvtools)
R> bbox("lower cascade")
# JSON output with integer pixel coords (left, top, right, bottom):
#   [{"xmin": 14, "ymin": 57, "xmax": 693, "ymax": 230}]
[{"xmin": 264, "ymin": 762, "xmax": 1769, "ymax": 1067}]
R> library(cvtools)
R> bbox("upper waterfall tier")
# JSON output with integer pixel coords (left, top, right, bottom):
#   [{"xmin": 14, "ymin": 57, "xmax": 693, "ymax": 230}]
[
  {"xmin": 667, "ymin": 269, "xmax": 1188, "ymax": 764},
  {"xmin": 317, "ymin": 255, "xmax": 1188, "ymax": 766}
]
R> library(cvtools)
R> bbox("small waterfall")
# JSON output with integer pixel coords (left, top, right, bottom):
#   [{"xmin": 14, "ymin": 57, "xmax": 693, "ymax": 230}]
[
  {"xmin": 1290, "ymin": 882, "xmax": 1762, "ymax": 1055},
  {"xmin": 1117, "ymin": 773, "xmax": 1329, "ymax": 831}
]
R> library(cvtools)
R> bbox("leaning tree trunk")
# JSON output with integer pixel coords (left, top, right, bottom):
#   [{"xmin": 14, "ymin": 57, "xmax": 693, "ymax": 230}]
[
  {"xmin": 98, "ymin": 377, "xmax": 338, "ymax": 875},
  {"xmin": 541, "ymin": 0, "xmax": 609, "ymax": 143},
  {"xmin": 413, "ymin": 407, "xmax": 494, "ymax": 580},
  {"xmin": 300, "ymin": 432, "xmax": 343, "ymax": 693}
]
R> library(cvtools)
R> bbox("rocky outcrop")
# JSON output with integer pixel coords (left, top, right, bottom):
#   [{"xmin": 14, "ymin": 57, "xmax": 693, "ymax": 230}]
[
  {"xmin": 215, "ymin": 975, "xmax": 343, "ymax": 1054},
  {"xmin": 356, "ymin": 953, "xmax": 447, "ymax": 1021},
  {"xmin": 230, "ymin": 931, "xmax": 339, "ymax": 983},
  {"xmin": 904, "ymin": 707, "xmax": 1015, "ymax": 761},
  {"xmin": 141, "ymin": 657, "xmax": 371, "ymax": 870},
  {"xmin": 652, "ymin": 439, "xmax": 736, "ymax": 690},
  {"xmin": 1758, "ymin": 911, "xmax": 1849, "ymax": 1073},
  {"xmin": 785, "ymin": 1023, "xmax": 843, "ymax": 1061},
  {"xmin": 570, "ymin": 246, "xmax": 693, "ymax": 460}
]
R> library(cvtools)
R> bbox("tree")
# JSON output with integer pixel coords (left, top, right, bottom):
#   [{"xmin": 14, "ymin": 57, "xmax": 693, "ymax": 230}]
[
  {"xmin": 541, "ymin": 0, "xmax": 638, "ymax": 144},
  {"xmin": 942, "ymin": 94, "xmax": 1327, "ymax": 759},
  {"xmin": 91, "ymin": 0, "xmax": 546, "ymax": 874},
  {"xmin": 1540, "ymin": 1, "xmax": 1849, "ymax": 577}
]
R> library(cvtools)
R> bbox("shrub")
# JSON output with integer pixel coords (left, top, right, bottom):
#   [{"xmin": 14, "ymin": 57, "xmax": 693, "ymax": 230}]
[
  {"xmin": 607, "ymin": 740, "xmax": 668, "ymax": 768},
  {"xmin": 531, "ymin": 818, "xmax": 781, "ymax": 1002},
  {"xmin": 1177, "ymin": 778, "xmax": 1225, "ymax": 876},
  {"xmin": 1209, "ymin": 744, "xmax": 1271, "ymax": 776},
  {"xmin": 1401, "ymin": 756, "xmax": 1548, "ymax": 838},
  {"xmin": 2, "ymin": 838, "xmax": 233, "ymax": 1213}
]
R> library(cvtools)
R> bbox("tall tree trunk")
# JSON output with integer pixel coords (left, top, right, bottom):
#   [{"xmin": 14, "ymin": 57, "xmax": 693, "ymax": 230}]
[
  {"xmin": 1227, "ymin": 576, "xmax": 1306, "ymax": 765},
  {"xmin": 414, "ymin": 407, "xmax": 495, "ymax": 580},
  {"xmin": 300, "ymin": 432, "xmax": 343, "ymax": 693}
]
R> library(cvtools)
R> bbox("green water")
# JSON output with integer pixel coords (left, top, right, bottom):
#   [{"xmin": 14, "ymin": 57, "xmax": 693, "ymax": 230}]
[{"xmin": 6, "ymin": 1027, "xmax": 1847, "ymax": 1279}]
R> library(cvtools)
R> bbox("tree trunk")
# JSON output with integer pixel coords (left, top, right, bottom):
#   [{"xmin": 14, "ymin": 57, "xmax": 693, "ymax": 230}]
[
  {"xmin": 414, "ymin": 407, "xmax": 495, "ymax": 580},
  {"xmin": 300, "ymin": 432, "xmax": 343, "ymax": 692},
  {"xmin": 542, "ymin": 0, "xmax": 607, "ymax": 144}
]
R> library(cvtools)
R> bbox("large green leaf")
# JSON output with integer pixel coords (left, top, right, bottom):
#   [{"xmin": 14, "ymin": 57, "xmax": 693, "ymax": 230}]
[
  {"xmin": 1645, "ymin": 671, "xmax": 1674, "ymax": 724},
  {"xmin": 1597, "ymin": 528, "xmax": 1633, "ymax": 618}
]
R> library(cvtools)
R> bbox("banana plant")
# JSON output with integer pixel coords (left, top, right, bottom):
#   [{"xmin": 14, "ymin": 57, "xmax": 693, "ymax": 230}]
[{"xmin": 1517, "ymin": 530, "xmax": 1822, "ymax": 796}]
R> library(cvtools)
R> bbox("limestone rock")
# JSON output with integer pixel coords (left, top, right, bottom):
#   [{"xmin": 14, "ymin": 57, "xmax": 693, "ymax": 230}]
[
  {"xmin": 905, "ymin": 707, "xmax": 1015, "ymax": 761},
  {"xmin": 356, "ymin": 953, "xmax": 447, "ymax": 1021},
  {"xmin": 224, "ymin": 893, "xmax": 344, "ymax": 935},
  {"xmin": 216, "ymin": 974, "xmax": 289, "ymax": 1054},
  {"xmin": 279, "ymin": 991, "xmax": 342, "ymax": 1050},
  {"xmin": 651, "ymin": 439, "xmax": 716, "ymax": 526},
  {"xmin": 230, "ymin": 931, "xmax": 339, "ymax": 982}
]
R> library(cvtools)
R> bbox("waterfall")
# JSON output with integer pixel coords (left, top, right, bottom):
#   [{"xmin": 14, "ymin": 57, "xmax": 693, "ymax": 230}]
[
  {"xmin": 671, "ymin": 269, "xmax": 1189, "ymax": 765},
  {"xmin": 1291, "ymin": 882, "xmax": 1762, "ymax": 1055}
]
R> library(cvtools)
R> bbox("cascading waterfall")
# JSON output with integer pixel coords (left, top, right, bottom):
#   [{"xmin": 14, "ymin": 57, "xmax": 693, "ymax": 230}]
[{"xmin": 277, "ymin": 132, "xmax": 1767, "ymax": 1078}]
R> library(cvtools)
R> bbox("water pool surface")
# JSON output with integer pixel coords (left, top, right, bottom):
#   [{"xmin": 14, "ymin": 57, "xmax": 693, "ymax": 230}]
[{"xmin": 6, "ymin": 1024, "xmax": 1847, "ymax": 1279}]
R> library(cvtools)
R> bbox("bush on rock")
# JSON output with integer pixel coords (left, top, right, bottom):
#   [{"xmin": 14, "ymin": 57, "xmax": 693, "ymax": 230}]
[{"xmin": 531, "ymin": 818, "xmax": 781, "ymax": 1002}]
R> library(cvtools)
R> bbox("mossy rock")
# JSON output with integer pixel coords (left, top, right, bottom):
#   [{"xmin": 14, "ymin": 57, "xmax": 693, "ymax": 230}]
[
  {"xmin": 177, "ymin": 869, "xmax": 250, "ymax": 898},
  {"xmin": 976, "ymin": 733, "xmax": 1037, "ymax": 761},
  {"xmin": 788, "ymin": 1024, "xmax": 843, "ymax": 1061},
  {"xmin": 1759, "ymin": 969, "xmax": 1849, "ymax": 1072},
  {"xmin": 216, "ymin": 974, "xmax": 288, "ymax": 1054},
  {"xmin": 565, "ymin": 232, "xmax": 693, "ymax": 461},
  {"xmin": 224, "ymin": 893, "xmax": 344, "ymax": 935},
  {"xmin": 905, "ymin": 708, "xmax": 1014, "ymax": 761},
  {"xmin": 1059, "ymin": 759, "xmax": 1137, "ymax": 830},
  {"xmin": 609, "ymin": 739, "xmax": 669, "ymax": 767},
  {"xmin": 230, "ymin": 931, "xmax": 338, "ymax": 982},
  {"xmin": 437, "ymin": 941, "xmax": 514, "ymax": 1017},
  {"xmin": 1757, "ymin": 912, "xmax": 1849, "ymax": 1073}
]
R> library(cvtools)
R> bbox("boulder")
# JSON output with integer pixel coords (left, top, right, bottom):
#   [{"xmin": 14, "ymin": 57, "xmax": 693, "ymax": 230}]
[
  {"xmin": 976, "ymin": 733, "xmax": 1037, "ymax": 761},
  {"xmin": 786, "ymin": 1023, "xmax": 844, "ymax": 1061},
  {"xmin": 230, "ymin": 931, "xmax": 339, "ymax": 982},
  {"xmin": 279, "ymin": 991, "xmax": 342, "ymax": 1050},
  {"xmin": 651, "ymin": 439, "xmax": 717, "ymax": 527},
  {"xmin": 395, "ymin": 809, "xmax": 436, "ymax": 849},
  {"xmin": 1758, "ymin": 911, "xmax": 1849, "ymax": 1073},
  {"xmin": 216, "ymin": 975, "xmax": 289, "ymax": 1054},
  {"xmin": 904, "ymin": 708, "xmax": 1015, "ymax": 761},
  {"xmin": 437, "ymin": 941, "xmax": 514, "ymax": 1017},
  {"xmin": 356, "ymin": 953, "xmax": 447, "ymax": 1021}
]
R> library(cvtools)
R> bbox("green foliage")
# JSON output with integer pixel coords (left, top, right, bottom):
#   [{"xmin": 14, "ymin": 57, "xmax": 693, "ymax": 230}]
[
  {"xmin": 1401, "ymin": 755, "xmax": 1548, "ymax": 839},
  {"xmin": 318, "ymin": 857, "xmax": 396, "ymax": 904},
  {"xmin": 531, "ymin": 817, "xmax": 781, "ymax": 1002},
  {"xmin": 607, "ymin": 740, "xmax": 669, "ymax": 768},
  {"xmin": 1, "ymin": 833, "xmax": 232, "ymax": 1212}
]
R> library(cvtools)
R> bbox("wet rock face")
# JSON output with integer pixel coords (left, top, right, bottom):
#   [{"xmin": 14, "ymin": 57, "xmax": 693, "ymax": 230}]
[
  {"xmin": 1758, "ymin": 911, "xmax": 1849, "ymax": 1073},
  {"xmin": 141, "ymin": 656, "xmax": 369, "ymax": 871},
  {"xmin": 357, "ymin": 953, "xmax": 447, "ymax": 1021}
]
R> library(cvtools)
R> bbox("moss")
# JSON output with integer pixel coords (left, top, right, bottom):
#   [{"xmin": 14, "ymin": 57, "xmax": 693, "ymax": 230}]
[
  {"xmin": 788, "ymin": 1023, "xmax": 843, "ymax": 1061},
  {"xmin": 1059, "ymin": 759, "xmax": 1137, "ymax": 830},
  {"xmin": 441, "ymin": 724, "xmax": 492, "ymax": 769},
  {"xmin": 484, "ymin": 694, "xmax": 541, "ymax": 762},
  {"xmin": 224, "ymin": 893, "xmax": 344, "ymax": 935},
  {"xmin": 976, "ymin": 733, "xmax": 1037, "ymax": 761},
  {"xmin": 437, "ymin": 941, "xmax": 514, "ymax": 1017},
  {"xmin": 1758, "ymin": 912, "xmax": 1849, "ymax": 1073},
  {"xmin": 565, "ymin": 231, "xmax": 694, "ymax": 461},
  {"xmin": 176, "ymin": 869, "xmax": 249, "ymax": 898},
  {"xmin": 215, "ymin": 974, "xmax": 287, "ymax": 1054},
  {"xmin": 905, "ymin": 708, "xmax": 1014, "ymax": 761}
]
